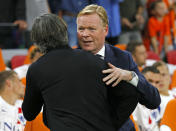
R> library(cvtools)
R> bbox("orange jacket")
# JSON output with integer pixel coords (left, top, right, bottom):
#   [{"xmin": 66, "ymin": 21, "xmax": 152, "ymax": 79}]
[{"xmin": 0, "ymin": 49, "xmax": 6, "ymax": 71}]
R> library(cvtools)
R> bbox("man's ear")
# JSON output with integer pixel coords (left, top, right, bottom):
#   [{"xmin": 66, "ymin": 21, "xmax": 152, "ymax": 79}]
[
  {"xmin": 104, "ymin": 25, "xmax": 109, "ymax": 36},
  {"xmin": 5, "ymin": 79, "xmax": 12, "ymax": 89}
]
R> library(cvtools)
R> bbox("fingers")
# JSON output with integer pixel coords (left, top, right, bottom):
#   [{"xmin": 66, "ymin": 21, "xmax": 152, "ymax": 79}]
[
  {"xmin": 103, "ymin": 72, "xmax": 118, "ymax": 84},
  {"xmin": 107, "ymin": 63, "xmax": 115, "ymax": 68},
  {"xmin": 103, "ymin": 72, "xmax": 122, "ymax": 87},
  {"xmin": 14, "ymin": 20, "xmax": 27, "ymax": 30},
  {"xmin": 102, "ymin": 63, "xmax": 115, "ymax": 74},
  {"xmin": 102, "ymin": 63, "xmax": 129, "ymax": 87},
  {"xmin": 102, "ymin": 69, "xmax": 113, "ymax": 74},
  {"xmin": 112, "ymin": 77, "xmax": 122, "ymax": 87},
  {"xmin": 103, "ymin": 68, "xmax": 122, "ymax": 87},
  {"xmin": 103, "ymin": 72, "xmax": 114, "ymax": 82},
  {"xmin": 105, "ymin": 76, "xmax": 118, "ymax": 86}
]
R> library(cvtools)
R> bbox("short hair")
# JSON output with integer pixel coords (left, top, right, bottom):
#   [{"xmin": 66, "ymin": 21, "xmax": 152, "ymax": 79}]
[
  {"xmin": 142, "ymin": 66, "xmax": 160, "ymax": 75},
  {"xmin": 126, "ymin": 41, "xmax": 143, "ymax": 54},
  {"xmin": 0, "ymin": 70, "xmax": 16, "ymax": 92},
  {"xmin": 149, "ymin": 0, "xmax": 163, "ymax": 11},
  {"xmin": 153, "ymin": 61, "xmax": 169, "ymax": 71},
  {"xmin": 77, "ymin": 4, "xmax": 109, "ymax": 27},
  {"xmin": 31, "ymin": 14, "xmax": 68, "ymax": 53}
]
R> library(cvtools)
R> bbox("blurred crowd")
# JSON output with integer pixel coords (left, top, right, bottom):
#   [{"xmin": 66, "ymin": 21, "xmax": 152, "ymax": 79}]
[{"xmin": 0, "ymin": 0, "xmax": 176, "ymax": 131}]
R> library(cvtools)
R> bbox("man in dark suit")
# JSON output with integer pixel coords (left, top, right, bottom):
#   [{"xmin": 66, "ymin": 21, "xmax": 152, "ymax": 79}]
[
  {"xmin": 77, "ymin": 4, "xmax": 161, "ymax": 131},
  {"xmin": 22, "ymin": 14, "xmax": 126, "ymax": 131}
]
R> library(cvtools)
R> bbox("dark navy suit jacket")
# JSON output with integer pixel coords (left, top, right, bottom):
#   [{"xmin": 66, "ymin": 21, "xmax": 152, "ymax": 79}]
[{"xmin": 104, "ymin": 44, "xmax": 161, "ymax": 131}]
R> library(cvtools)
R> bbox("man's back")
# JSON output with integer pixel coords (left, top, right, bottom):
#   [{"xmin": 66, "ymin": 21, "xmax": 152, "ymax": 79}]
[{"xmin": 23, "ymin": 48, "xmax": 116, "ymax": 131}]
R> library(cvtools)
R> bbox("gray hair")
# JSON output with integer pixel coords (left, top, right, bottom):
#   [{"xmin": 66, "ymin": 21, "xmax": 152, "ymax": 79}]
[{"xmin": 31, "ymin": 14, "xmax": 68, "ymax": 53}]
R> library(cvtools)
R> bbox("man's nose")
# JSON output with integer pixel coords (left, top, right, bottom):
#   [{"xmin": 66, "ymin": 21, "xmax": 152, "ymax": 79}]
[{"xmin": 82, "ymin": 29, "xmax": 90, "ymax": 37}]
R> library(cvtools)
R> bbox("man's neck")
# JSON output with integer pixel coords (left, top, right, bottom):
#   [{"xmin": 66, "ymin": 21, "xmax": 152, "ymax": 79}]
[{"xmin": 160, "ymin": 90, "xmax": 169, "ymax": 96}]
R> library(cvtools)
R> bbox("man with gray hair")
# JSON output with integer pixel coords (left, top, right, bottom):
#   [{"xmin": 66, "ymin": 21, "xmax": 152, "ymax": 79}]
[{"xmin": 22, "ymin": 13, "xmax": 125, "ymax": 131}]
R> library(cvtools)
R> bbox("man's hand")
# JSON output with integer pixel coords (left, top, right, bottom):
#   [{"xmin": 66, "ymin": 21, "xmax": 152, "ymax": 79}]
[
  {"xmin": 136, "ymin": 14, "xmax": 144, "ymax": 25},
  {"xmin": 102, "ymin": 63, "xmax": 133, "ymax": 87},
  {"xmin": 121, "ymin": 18, "xmax": 133, "ymax": 29},
  {"xmin": 14, "ymin": 20, "xmax": 27, "ymax": 30}
]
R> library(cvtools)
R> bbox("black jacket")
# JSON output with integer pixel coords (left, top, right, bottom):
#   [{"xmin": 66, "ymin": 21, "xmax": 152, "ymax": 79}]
[{"xmin": 22, "ymin": 48, "xmax": 118, "ymax": 131}]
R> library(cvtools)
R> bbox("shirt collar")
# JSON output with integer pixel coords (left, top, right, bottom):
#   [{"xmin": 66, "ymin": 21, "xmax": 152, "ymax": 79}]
[{"xmin": 95, "ymin": 45, "xmax": 105, "ymax": 59}]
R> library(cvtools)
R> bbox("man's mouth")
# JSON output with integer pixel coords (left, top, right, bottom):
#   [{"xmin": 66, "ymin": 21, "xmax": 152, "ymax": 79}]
[{"xmin": 83, "ymin": 41, "xmax": 93, "ymax": 45}]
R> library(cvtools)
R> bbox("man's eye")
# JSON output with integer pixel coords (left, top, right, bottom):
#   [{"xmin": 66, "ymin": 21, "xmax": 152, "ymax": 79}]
[
  {"xmin": 79, "ymin": 28, "xmax": 84, "ymax": 30},
  {"xmin": 89, "ymin": 28, "xmax": 95, "ymax": 30},
  {"xmin": 155, "ymin": 81, "xmax": 160, "ymax": 84}
]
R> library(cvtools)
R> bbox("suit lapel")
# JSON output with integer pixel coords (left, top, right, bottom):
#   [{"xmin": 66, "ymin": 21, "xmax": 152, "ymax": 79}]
[
  {"xmin": 104, "ymin": 44, "xmax": 114, "ymax": 63},
  {"xmin": 104, "ymin": 44, "xmax": 128, "ymax": 69}
]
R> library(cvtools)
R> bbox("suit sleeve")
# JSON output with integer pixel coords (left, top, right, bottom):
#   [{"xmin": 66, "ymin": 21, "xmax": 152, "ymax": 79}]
[
  {"xmin": 127, "ymin": 52, "xmax": 161, "ymax": 109},
  {"xmin": 22, "ymin": 65, "xmax": 43, "ymax": 121}
]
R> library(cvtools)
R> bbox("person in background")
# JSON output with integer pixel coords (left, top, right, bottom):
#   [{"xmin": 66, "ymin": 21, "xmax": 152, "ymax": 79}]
[
  {"xmin": 92, "ymin": 0, "xmax": 123, "ymax": 45},
  {"xmin": 126, "ymin": 41, "xmax": 147, "ymax": 70},
  {"xmin": 52, "ymin": 0, "xmax": 91, "ymax": 47},
  {"xmin": 118, "ymin": 0, "xmax": 145, "ymax": 44},
  {"xmin": 25, "ymin": 0, "xmax": 50, "ymax": 48},
  {"xmin": 14, "ymin": 46, "xmax": 43, "ymax": 81},
  {"xmin": 153, "ymin": 61, "xmax": 175, "ymax": 128},
  {"xmin": 0, "ymin": 70, "xmax": 26, "ymax": 130},
  {"xmin": 133, "ymin": 66, "xmax": 162, "ymax": 131},
  {"xmin": 153, "ymin": 61, "xmax": 174, "ymax": 97},
  {"xmin": 0, "ymin": 0, "xmax": 27, "ymax": 48},
  {"xmin": 143, "ymin": 0, "xmax": 172, "ymax": 58},
  {"xmin": 134, "ymin": 62, "xmax": 176, "ymax": 131},
  {"xmin": 77, "ymin": 4, "xmax": 161, "ymax": 131}
]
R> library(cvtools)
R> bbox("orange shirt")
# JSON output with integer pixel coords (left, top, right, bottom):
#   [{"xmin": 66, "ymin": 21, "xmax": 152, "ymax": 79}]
[
  {"xmin": 143, "ymin": 16, "xmax": 170, "ymax": 53},
  {"xmin": 170, "ymin": 70, "xmax": 176, "ymax": 89},
  {"xmin": 160, "ymin": 99, "xmax": 176, "ymax": 131},
  {"xmin": 0, "ymin": 49, "xmax": 6, "ymax": 71},
  {"xmin": 163, "ymin": 0, "xmax": 176, "ymax": 37},
  {"xmin": 24, "ymin": 113, "xmax": 50, "ymax": 131}
]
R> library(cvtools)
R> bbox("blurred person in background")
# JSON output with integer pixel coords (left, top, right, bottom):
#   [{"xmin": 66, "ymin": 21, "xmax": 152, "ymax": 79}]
[
  {"xmin": 0, "ymin": 70, "xmax": 26, "ymax": 131},
  {"xmin": 118, "ymin": 0, "xmax": 145, "ymax": 44},
  {"xmin": 133, "ymin": 66, "xmax": 162, "ymax": 131},
  {"xmin": 153, "ymin": 61, "xmax": 176, "ymax": 98},
  {"xmin": 143, "ymin": 0, "xmax": 172, "ymax": 58},
  {"xmin": 0, "ymin": 0, "xmax": 27, "ymax": 49},
  {"xmin": 92, "ymin": 0, "xmax": 123, "ymax": 45},
  {"xmin": 14, "ymin": 46, "xmax": 43, "ymax": 83},
  {"xmin": 134, "ymin": 61, "xmax": 176, "ymax": 131},
  {"xmin": 51, "ymin": 0, "xmax": 91, "ymax": 47},
  {"xmin": 126, "ymin": 41, "xmax": 147, "ymax": 70},
  {"xmin": 152, "ymin": 61, "xmax": 175, "ymax": 128},
  {"xmin": 25, "ymin": 0, "xmax": 50, "ymax": 48}
]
